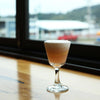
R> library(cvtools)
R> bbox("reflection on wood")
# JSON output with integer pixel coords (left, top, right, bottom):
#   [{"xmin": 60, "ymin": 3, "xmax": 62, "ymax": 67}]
[
  {"xmin": 17, "ymin": 60, "xmax": 31, "ymax": 100},
  {"xmin": 54, "ymin": 93, "xmax": 61, "ymax": 100},
  {"xmin": 0, "ymin": 55, "xmax": 100, "ymax": 100}
]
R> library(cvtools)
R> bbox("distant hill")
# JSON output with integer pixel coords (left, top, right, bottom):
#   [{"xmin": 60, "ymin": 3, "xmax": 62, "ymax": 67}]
[{"xmin": 30, "ymin": 4, "xmax": 100, "ymax": 24}]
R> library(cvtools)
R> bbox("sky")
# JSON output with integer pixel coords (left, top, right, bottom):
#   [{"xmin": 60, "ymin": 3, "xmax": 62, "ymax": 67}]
[{"xmin": 0, "ymin": 0, "xmax": 100, "ymax": 16}]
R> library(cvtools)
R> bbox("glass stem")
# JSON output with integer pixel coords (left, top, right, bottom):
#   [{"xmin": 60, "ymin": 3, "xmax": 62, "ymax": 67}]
[{"xmin": 55, "ymin": 68, "xmax": 60, "ymax": 84}]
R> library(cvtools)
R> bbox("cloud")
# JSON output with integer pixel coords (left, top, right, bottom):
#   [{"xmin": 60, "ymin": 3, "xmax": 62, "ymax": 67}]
[{"xmin": 0, "ymin": 0, "xmax": 100, "ymax": 16}]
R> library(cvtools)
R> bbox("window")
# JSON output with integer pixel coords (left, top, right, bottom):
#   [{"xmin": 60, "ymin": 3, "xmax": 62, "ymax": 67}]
[
  {"xmin": 29, "ymin": 0, "xmax": 100, "ymax": 46},
  {"xmin": 0, "ymin": 0, "xmax": 17, "ymax": 47},
  {"xmin": 0, "ymin": 0, "xmax": 99, "ymax": 75},
  {"xmin": 0, "ymin": 0, "xmax": 16, "ymax": 38}
]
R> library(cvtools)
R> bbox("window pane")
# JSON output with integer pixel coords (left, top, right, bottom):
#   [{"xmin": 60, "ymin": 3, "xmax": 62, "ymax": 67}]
[
  {"xmin": 0, "ymin": 0, "xmax": 16, "ymax": 38},
  {"xmin": 29, "ymin": 0, "xmax": 100, "ymax": 45}
]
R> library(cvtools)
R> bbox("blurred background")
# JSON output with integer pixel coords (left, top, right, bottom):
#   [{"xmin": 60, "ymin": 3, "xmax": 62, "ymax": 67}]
[{"xmin": 0, "ymin": 0, "xmax": 100, "ymax": 45}]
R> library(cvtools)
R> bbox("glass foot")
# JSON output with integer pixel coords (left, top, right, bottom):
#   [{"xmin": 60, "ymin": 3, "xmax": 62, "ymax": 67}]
[{"xmin": 47, "ymin": 84, "xmax": 69, "ymax": 93}]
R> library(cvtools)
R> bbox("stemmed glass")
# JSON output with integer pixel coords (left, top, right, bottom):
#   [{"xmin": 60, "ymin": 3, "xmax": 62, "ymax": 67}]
[{"xmin": 44, "ymin": 40, "xmax": 71, "ymax": 93}]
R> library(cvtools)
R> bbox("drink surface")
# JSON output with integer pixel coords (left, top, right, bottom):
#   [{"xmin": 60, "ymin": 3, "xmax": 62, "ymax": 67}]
[{"xmin": 45, "ymin": 40, "xmax": 71, "ymax": 68}]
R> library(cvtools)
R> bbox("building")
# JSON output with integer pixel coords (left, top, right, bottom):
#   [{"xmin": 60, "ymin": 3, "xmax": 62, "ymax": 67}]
[{"xmin": 0, "ymin": 17, "xmax": 89, "ymax": 40}]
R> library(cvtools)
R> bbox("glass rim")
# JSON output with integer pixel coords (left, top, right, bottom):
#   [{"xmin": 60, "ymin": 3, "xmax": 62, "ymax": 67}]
[{"xmin": 44, "ymin": 40, "xmax": 71, "ymax": 44}]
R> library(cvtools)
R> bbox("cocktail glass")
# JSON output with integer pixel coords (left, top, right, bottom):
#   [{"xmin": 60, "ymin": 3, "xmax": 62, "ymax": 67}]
[{"xmin": 44, "ymin": 40, "xmax": 71, "ymax": 93}]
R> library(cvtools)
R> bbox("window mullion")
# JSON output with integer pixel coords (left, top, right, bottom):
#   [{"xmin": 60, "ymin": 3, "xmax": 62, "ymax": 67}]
[{"xmin": 16, "ymin": 0, "xmax": 29, "ymax": 48}]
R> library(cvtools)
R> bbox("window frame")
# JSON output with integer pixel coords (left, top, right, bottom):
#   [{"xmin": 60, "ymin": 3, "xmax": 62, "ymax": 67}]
[{"xmin": 0, "ymin": 0, "xmax": 100, "ymax": 75}]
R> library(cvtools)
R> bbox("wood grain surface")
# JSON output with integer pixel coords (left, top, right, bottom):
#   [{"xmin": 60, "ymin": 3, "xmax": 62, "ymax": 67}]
[{"xmin": 0, "ymin": 55, "xmax": 100, "ymax": 100}]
